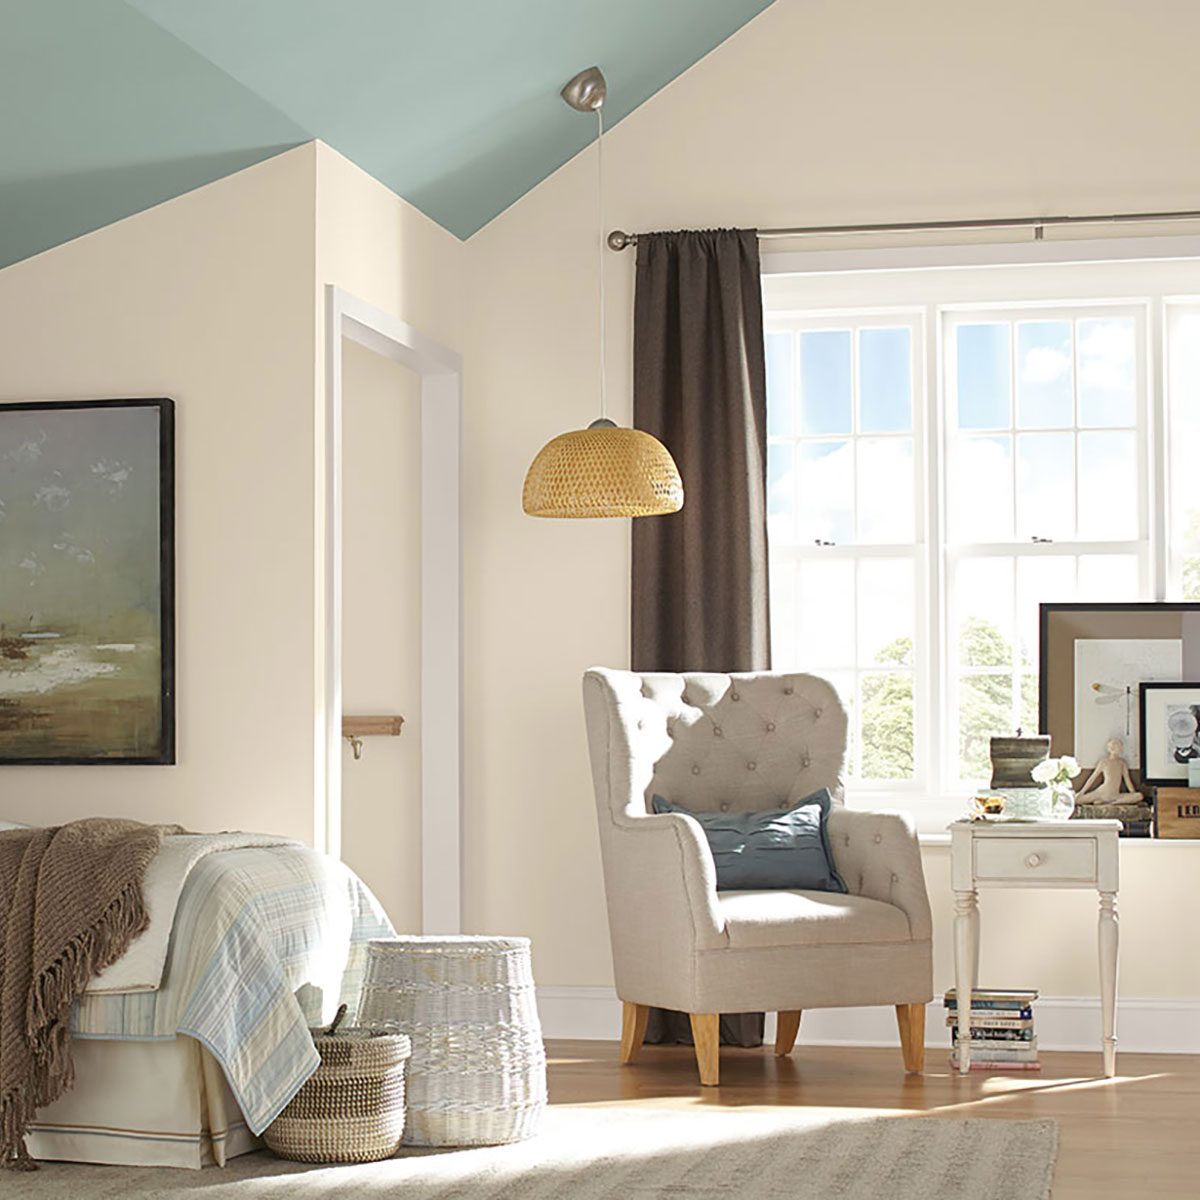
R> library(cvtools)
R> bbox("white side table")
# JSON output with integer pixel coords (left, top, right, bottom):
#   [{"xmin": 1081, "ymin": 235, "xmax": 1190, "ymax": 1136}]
[{"xmin": 949, "ymin": 818, "xmax": 1121, "ymax": 1077}]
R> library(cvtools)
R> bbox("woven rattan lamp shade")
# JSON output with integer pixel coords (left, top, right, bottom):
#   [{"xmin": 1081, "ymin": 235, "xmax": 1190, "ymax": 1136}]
[{"xmin": 522, "ymin": 421, "xmax": 683, "ymax": 518}]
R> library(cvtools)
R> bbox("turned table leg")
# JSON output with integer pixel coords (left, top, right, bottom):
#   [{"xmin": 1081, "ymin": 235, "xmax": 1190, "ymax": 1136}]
[
  {"xmin": 953, "ymin": 888, "xmax": 979, "ymax": 1074},
  {"xmin": 1099, "ymin": 891, "xmax": 1119, "ymax": 1078}
]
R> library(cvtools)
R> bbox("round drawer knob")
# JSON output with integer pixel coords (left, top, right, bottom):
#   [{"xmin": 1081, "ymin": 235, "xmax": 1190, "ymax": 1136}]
[{"xmin": 1025, "ymin": 852, "xmax": 1043, "ymax": 868}]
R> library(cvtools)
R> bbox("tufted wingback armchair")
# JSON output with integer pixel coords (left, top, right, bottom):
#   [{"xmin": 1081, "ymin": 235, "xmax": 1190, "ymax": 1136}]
[{"xmin": 583, "ymin": 667, "xmax": 933, "ymax": 1086}]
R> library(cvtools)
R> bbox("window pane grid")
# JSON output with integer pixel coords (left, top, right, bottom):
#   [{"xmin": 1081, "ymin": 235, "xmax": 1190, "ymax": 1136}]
[
  {"xmin": 1166, "ymin": 304, "xmax": 1200, "ymax": 599},
  {"xmin": 766, "ymin": 281, "xmax": 1172, "ymax": 813},
  {"xmin": 766, "ymin": 314, "xmax": 921, "ymax": 790},
  {"xmin": 947, "ymin": 308, "xmax": 1142, "ymax": 548}
]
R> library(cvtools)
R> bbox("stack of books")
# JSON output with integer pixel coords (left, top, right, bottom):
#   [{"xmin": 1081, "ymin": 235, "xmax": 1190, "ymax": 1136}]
[
  {"xmin": 1075, "ymin": 800, "xmax": 1152, "ymax": 837},
  {"xmin": 944, "ymin": 988, "xmax": 1039, "ymax": 1072}
]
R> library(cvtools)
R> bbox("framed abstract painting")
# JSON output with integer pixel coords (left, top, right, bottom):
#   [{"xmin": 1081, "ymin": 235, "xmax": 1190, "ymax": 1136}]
[{"xmin": 0, "ymin": 399, "xmax": 174, "ymax": 764}]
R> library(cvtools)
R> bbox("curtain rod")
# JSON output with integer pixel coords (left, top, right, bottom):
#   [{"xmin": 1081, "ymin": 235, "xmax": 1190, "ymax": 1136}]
[{"xmin": 604, "ymin": 208, "xmax": 1200, "ymax": 251}]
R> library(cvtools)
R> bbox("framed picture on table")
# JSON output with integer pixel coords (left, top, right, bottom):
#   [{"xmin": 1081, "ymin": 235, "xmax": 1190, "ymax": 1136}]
[{"xmin": 1139, "ymin": 682, "xmax": 1200, "ymax": 787}]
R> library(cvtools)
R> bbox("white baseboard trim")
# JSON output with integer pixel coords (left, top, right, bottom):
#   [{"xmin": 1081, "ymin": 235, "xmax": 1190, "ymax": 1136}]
[{"xmin": 536, "ymin": 986, "xmax": 1200, "ymax": 1055}]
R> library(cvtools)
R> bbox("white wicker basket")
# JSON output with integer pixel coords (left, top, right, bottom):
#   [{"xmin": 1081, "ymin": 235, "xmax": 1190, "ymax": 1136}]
[{"xmin": 359, "ymin": 935, "xmax": 547, "ymax": 1147}]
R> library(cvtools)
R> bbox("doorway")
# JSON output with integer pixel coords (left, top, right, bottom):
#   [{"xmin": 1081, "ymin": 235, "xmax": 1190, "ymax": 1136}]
[{"xmin": 321, "ymin": 286, "xmax": 462, "ymax": 934}]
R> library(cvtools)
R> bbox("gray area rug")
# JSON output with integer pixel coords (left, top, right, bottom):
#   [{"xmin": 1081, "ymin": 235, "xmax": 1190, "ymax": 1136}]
[{"xmin": 17, "ymin": 1106, "xmax": 1057, "ymax": 1199}]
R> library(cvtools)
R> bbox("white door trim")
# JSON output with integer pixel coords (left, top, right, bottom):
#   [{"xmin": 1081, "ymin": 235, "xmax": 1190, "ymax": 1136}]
[{"xmin": 320, "ymin": 285, "xmax": 463, "ymax": 934}]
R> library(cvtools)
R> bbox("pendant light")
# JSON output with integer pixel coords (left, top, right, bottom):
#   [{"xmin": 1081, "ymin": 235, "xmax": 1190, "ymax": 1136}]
[{"xmin": 522, "ymin": 67, "xmax": 683, "ymax": 519}]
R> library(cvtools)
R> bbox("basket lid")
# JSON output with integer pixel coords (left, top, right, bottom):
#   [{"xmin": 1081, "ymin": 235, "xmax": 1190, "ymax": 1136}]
[{"xmin": 368, "ymin": 934, "xmax": 530, "ymax": 955}]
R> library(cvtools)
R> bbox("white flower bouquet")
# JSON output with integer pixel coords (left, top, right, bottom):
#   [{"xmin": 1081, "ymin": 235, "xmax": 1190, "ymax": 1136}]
[
  {"xmin": 1031, "ymin": 755, "xmax": 1081, "ymax": 786},
  {"xmin": 1031, "ymin": 755, "xmax": 1081, "ymax": 819}
]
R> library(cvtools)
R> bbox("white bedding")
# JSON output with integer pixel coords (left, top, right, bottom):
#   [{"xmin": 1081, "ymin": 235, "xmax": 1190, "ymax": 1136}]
[
  {"xmin": 87, "ymin": 831, "xmax": 298, "ymax": 994},
  {"xmin": 28, "ymin": 1038, "xmax": 259, "ymax": 1168},
  {"xmin": 72, "ymin": 843, "xmax": 394, "ymax": 1135}
]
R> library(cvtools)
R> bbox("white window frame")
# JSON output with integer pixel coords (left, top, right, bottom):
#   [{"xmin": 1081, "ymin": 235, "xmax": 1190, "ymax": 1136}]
[
  {"xmin": 765, "ymin": 308, "xmax": 928, "ymax": 795},
  {"xmin": 1164, "ymin": 298, "xmax": 1200, "ymax": 599},
  {"xmin": 761, "ymin": 239, "xmax": 1200, "ymax": 829},
  {"xmin": 940, "ymin": 300, "xmax": 1151, "ymax": 790}
]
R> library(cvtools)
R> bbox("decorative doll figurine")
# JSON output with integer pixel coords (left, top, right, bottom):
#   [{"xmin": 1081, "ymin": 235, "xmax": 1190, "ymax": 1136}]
[{"xmin": 1077, "ymin": 737, "xmax": 1144, "ymax": 805}]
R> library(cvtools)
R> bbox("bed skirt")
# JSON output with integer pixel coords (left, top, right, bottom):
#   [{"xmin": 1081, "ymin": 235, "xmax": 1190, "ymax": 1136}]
[{"xmin": 27, "ymin": 1036, "xmax": 260, "ymax": 1169}]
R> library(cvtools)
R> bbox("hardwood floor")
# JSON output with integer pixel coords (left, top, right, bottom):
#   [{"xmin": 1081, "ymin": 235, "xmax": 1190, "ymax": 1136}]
[{"xmin": 545, "ymin": 1039, "xmax": 1199, "ymax": 1198}]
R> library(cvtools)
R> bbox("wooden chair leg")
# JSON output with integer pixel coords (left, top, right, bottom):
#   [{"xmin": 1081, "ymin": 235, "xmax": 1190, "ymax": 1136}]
[
  {"xmin": 896, "ymin": 1003, "xmax": 926, "ymax": 1075},
  {"xmin": 619, "ymin": 1002, "xmax": 650, "ymax": 1065},
  {"xmin": 775, "ymin": 1010, "xmax": 802, "ymax": 1057},
  {"xmin": 689, "ymin": 1012, "xmax": 720, "ymax": 1086}
]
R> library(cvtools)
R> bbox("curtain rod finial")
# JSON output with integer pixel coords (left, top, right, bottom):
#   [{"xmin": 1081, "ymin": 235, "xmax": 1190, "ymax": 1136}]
[{"xmin": 607, "ymin": 229, "xmax": 634, "ymax": 251}]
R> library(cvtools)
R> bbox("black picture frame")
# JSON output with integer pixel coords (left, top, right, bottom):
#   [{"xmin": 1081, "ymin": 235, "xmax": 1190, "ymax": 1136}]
[
  {"xmin": 0, "ymin": 398, "xmax": 175, "ymax": 765},
  {"xmin": 1038, "ymin": 602, "xmax": 1200, "ymax": 774},
  {"xmin": 1138, "ymin": 681, "xmax": 1200, "ymax": 788}
]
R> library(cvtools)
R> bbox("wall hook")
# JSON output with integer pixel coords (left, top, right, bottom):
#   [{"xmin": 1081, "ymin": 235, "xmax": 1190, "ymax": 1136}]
[{"xmin": 347, "ymin": 735, "xmax": 364, "ymax": 760}]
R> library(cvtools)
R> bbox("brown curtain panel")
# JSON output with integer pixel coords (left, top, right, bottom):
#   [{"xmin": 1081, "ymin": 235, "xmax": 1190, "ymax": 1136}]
[
  {"xmin": 631, "ymin": 229, "xmax": 770, "ymax": 673},
  {"xmin": 631, "ymin": 229, "xmax": 770, "ymax": 1048}
]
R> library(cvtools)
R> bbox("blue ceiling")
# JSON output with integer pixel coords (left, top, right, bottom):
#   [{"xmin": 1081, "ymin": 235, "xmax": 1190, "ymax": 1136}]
[{"xmin": 0, "ymin": 1, "xmax": 773, "ymax": 270}]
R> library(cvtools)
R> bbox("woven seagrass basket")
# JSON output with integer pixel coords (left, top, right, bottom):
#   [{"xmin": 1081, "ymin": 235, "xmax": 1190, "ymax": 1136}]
[{"xmin": 263, "ymin": 1005, "xmax": 412, "ymax": 1164}]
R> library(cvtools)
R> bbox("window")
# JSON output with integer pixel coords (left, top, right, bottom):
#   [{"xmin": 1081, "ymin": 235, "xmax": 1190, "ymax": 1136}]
[
  {"xmin": 944, "ymin": 307, "xmax": 1146, "ymax": 781},
  {"xmin": 764, "ymin": 254, "xmax": 1194, "ymax": 815},
  {"xmin": 766, "ymin": 314, "xmax": 923, "ymax": 787},
  {"xmin": 1167, "ymin": 303, "xmax": 1200, "ymax": 599}
]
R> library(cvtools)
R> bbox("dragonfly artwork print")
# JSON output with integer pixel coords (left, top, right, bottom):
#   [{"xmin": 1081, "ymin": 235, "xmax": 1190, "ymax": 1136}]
[{"xmin": 1090, "ymin": 681, "xmax": 1136, "ymax": 738}]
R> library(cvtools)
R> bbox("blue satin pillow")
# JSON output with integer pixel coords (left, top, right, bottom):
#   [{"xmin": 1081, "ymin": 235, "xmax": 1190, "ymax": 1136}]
[{"xmin": 651, "ymin": 788, "xmax": 846, "ymax": 893}]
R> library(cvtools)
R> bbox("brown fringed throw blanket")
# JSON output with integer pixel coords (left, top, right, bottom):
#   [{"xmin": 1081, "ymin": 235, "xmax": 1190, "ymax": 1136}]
[{"xmin": 0, "ymin": 818, "xmax": 181, "ymax": 1170}]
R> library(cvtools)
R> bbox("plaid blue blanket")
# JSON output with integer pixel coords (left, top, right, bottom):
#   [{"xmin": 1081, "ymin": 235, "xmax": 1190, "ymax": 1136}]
[{"xmin": 73, "ymin": 845, "xmax": 393, "ymax": 1133}]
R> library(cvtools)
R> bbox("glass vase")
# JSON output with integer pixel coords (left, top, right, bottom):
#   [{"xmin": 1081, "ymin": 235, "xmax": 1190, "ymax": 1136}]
[{"xmin": 1046, "ymin": 783, "xmax": 1076, "ymax": 821}]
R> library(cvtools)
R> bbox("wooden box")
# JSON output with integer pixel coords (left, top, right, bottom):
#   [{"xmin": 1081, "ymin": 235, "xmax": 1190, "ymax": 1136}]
[{"xmin": 1154, "ymin": 788, "xmax": 1200, "ymax": 839}]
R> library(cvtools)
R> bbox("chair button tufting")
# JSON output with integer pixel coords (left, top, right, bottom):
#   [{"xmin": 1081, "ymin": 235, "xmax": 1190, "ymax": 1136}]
[
  {"xmin": 814, "ymin": 707, "xmax": 823, "ymax": 718},
  {"xmin": 713, "ymin": 726, "xmax": 723, "ymax": 737},
  {"xmin": 874, "ymin": 834, "xmax": 883, "ymax": 844},
  {"xmin": 731, "ymin": 691, "xmax": 740, "ymax": 701},
  {"xmin": 766, "ymin": 722, "xmax": 776, "ymax": 732},
  {"xmin": 747, "ymin": 761, "xmax": 757, "ymax": 771},
  {"xmin": 719, "ymin": 801, "xmax": 731, "ymax": 812},
  {"xmin": 892, "ymin": 874, "xmax": 899, "ymax": 884},
  {"xmin": 637, "ymin": 719, "xmax": 644, "ymax": 730},
  {"xmin": 692, "ymin": 765, "xmax": 701, "ymax": 775},
  {"xmin": 784, "ymin": 685, "xmax": 795, "ymax": 695}
]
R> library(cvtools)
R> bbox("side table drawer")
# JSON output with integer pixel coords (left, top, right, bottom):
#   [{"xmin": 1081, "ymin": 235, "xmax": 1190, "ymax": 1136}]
[{"xmin": 974, "ymin": 837, "xmax": 1097, "ymax": 883}]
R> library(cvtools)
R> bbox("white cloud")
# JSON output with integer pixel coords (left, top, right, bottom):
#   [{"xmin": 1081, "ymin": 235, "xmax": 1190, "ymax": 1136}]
[
  {"xmin": 51, "ymin": 539, "xmax": 95, "ymax": 565},
  {"xmin": 34, "ymin": 483, "xmax": 71, "ymax": 511},
  {"xmin": 1021, "ymin": 345, "xmax": 1071, "ymax": 386},
  {"xmin": 4, "ymin": 432, "xmax": 46, "ymax": 464},
  {"xmin": 1079, "ymin": 320, "xmax": 1134, "ymax": 393},
  {"xmin": 91, "ymin": 459, "xmax": 131, "ymax": 490}
]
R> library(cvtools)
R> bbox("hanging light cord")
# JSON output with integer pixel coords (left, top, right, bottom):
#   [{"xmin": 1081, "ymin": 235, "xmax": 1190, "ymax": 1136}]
[{"xmin": 596, "ymin": 104, "xmax": 607, "ymax": 423}]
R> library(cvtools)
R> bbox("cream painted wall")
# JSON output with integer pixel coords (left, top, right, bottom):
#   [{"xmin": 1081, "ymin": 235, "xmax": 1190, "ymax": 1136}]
[
  {"xmin": 0, "ymin": 138, "xmax": 463, "ymax": 887},
  {"xmin": 0, "ymin": 145, "xmax": 320, "ymax": 840},
  {"xmin": 340, "ymin": 338, "xmax": 423, "ymax": 930},
  {"xmin": 313, "ymin": 141, "xmax": 464, "ymax": 917},
  {"xmin": 462, "ymin": 0, "xmax": 1200, "ymax": 998},
  {"xmin": 315, "ymin": 142, "xmax": 462, "ymax": 354}
]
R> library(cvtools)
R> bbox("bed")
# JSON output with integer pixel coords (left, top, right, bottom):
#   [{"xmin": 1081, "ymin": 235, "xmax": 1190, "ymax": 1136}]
[{"xmin": 22, "ymin": 832, "xmax": 394, "ymax": 1169}]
